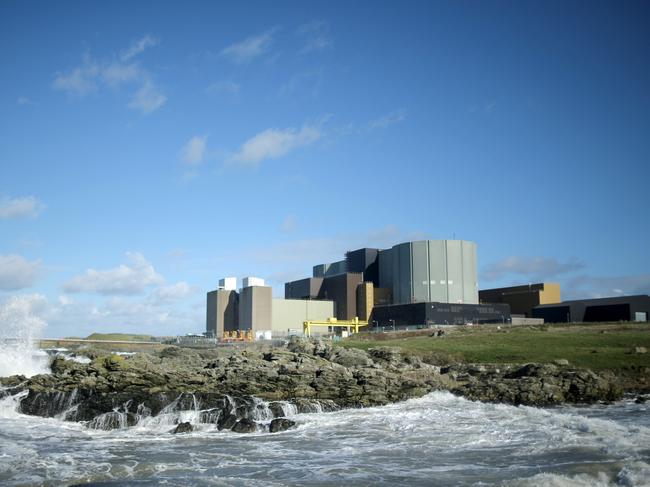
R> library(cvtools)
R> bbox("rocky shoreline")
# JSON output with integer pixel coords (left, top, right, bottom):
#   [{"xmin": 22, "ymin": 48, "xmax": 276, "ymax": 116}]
[{"xmin": 0, "ymin": 338, "xmax": 629, "ymax": 434}]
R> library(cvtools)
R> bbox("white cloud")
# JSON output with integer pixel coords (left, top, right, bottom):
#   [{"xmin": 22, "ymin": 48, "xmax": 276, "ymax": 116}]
[
  {"xmin": 17, "ymin": 96, "xmax": 34, "ymax": 105},
  {"xmin": 564, "ymin": 274, "xmax": 650, "ymax": 300},
  {"xmin": 53, "ymin": 62, "xmax": 99, "ymax": 96},
  {"xmin": 120, "ymin": 35, "xmax": 159, "ymax": 61},
  {"xmin": 368, "ymin": 110, "xmax": 407, "ymax": 131},
  {"xmin": 53, "ymin": 38, "xmax": 165, "ymax": 113},
  {"xmin": 0, "ymin": 254, "xmax": 43, "ymax": 291},
  {"xmin": 0, "ymin": 195, "xmax": 45, "ymax": 219},
  {"xmin": 228, "ymin": 124, "xmax": 321, "ymax": 166},
  {"xmin": 206, "ymin": 80, "xmax": 240, "ymax": 95},
  {"xmin": 181, "ymin": 135, "xmax": 208, "ymax": 165},
  {"xmin": 297, "ymin": 20, "xmax": 332, "ymax": 54},
  {"xmin": 220, "ymin": 29, "xmax": 276, "ymax": 64},
  {"xmin": 280, "ymin": 215, "xmax": 297, "ymax": 232},
  {"xmin": 128, "ymin": 80, "xmax": 167, "ymax": 114},
  {"xmin": 153, "ymin": 282, "xmax": 192, "ymax": 304},
  {"xmin": 63, "ymin": 252, "xmax": 164, "ymax": 295},
  {"xmin": 102, "ymin": 62, "xmax": 140, "ymax": 86},
  {"xmin": 481, "ymin": 256, "xmax": 585, "ymax": 282}
]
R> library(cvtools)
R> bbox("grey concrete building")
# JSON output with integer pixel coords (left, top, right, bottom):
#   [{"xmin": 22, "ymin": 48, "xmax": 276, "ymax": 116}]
[
  {"xmin": 206, "ymin": 289, "xmax": 238, "ymax": 337},
  {"xmin": 388, "ymin": 240, "xmax": 478, "ymax": 305},
  {"xmin": 238, "ymin": 286, "xmax": 272, "ymax": 332},
  {"xmin": 371, "ymin": 301, "xmax": 510, "ymax": 327}
]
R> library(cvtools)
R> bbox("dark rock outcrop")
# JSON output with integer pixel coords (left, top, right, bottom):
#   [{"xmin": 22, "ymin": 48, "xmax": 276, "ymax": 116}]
[
  {"xmin": 270, "ymin": 418, "xmax": 296, "ymax": 433},
  {"xmin": 446, "ymin": 363, "xmax": 623, "ymax": 406},
  {"xmin": 232, "ymin": 418, "xmax": 257, "ymax": 433},
  {"xmin": 172, "ymin": 422, "xmax": 193, "ymax": 434},
  {"xmin": 3, "ymin": 337, "xmax": 626, "ymax": 433}
]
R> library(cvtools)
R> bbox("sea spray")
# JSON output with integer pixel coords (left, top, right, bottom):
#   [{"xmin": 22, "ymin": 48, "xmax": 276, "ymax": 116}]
[{"xmin": 0, "ymin": 294, "xmax": 50, "ymax": 378}]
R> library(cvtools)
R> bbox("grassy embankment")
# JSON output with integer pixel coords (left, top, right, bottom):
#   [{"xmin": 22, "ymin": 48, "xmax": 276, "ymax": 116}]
[
  {"xmin": 339, "ymin": 322, "xmax": 650, "ymax": 371},
  {"xmin": 39, "ymin": 333, "xmax": 167, "ymax": 353}
]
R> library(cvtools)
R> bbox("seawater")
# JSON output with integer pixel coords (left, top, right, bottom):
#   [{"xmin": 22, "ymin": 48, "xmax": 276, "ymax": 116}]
[
  {"xmin": 0, "ymin": 295, "xmax": 50, "ymax": 378},
  {"xmin": 1, "ymin": 391, "xmax": 649, "ymax": 486}
]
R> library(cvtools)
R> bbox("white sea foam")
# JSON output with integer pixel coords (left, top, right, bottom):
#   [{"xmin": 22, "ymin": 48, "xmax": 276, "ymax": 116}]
[
  {"xmin": 0, "ymin": 295, "xmax": 50, "ymax": 378},
  {"xmin": 1, "ymin": 389, "xmax": 649, "ymax": 485}
]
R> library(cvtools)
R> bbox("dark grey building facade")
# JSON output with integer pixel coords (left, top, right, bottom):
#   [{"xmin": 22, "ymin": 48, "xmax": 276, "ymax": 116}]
[
  {"xmin": 371, "ymin": 302, "xmax": 511, "ymax": 327},
  {"xmin": 533, "ymin": 295, "xmax": 650, "ymax": 323}
]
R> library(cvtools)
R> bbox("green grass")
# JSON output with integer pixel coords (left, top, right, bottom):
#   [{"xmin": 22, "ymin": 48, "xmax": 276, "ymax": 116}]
[
  {"xmin": 84, "ymin": 333, "xmax": 155, "ymax": 342},
  {"xmin": 339, "ymin": 323, "xmax": 650, "ymax": 370}
]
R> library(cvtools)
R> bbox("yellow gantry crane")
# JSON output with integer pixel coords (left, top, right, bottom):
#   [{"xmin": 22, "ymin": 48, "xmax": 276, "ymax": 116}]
[{"xmin": 303, "ymin": 317, "xmax": 368, "ymax": 337}]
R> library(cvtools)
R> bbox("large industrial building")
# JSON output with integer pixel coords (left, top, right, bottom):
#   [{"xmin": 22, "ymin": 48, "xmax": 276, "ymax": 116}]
[
  {"xmin": 283, "ymin": 239, "xmax": 507, "ymax": 328},
  {"xmin": 207, "ymin": 239, "xmax": 501, "ymax": 337},
  {"xmin": 206, "ymin": 239, "xmax": 650, "ymax": 338},
  {"xmin": 532, "ymin": 295, "xmax": 650, "ymax": 323},
  {"xmin": 479, "ymin": 282, "xmax": 561, "ymax": 317},
  {"xmin": 206, "ymin": 277, "xmax": 334, "ymax": 338}
]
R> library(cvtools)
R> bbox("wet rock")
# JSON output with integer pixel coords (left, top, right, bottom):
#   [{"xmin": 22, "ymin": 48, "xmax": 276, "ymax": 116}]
[
  {"xmin": 217, "ymin": 413, "xmax": 238, "ymax": 431},
  {"xmin": 269, "ymin": 418, "xmax": 296, "ymax": 433},
  {"xmin": 172, "ymin": 422, "xmax": 193, "ymax": 434},
  {"xmin": 232, "ymin": 418, "xmax": 257, "ymax": 433}
]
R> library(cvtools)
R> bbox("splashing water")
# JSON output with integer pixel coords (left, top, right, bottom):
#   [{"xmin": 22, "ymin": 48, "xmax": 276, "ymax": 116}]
[{"xmin": 0, "ymin": 295, "xmax": 50, "ymax": 378}]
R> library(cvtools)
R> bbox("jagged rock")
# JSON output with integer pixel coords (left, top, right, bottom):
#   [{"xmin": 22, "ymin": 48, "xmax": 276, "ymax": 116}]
[
  {"xmin": 172, "ymin": 422, "xmax": 193, "ymax": 434},
  {"xmin": 368, "ymin": 347, "xmax": 402, "ymax": 366},
  {"xmin": 269, "ymin": 418, "xmax": 296, "ymax": 433},
  {"xmin": 232, "ymin": 418, "xmax": 257, "ymax": 433},
  {"xmin": 328, "ymin": 348, "xmax": 373, "ymax": 368},
  {"xmin": 287, "ymin": 336, "xmax": 315, "ymax": 355},
  {"xmin": 217, "ymin": 413, "xmax": 238, "ymax": 431}
]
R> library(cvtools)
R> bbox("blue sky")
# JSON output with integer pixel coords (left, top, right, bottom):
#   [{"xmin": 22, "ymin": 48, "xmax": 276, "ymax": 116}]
[{"xmin": 1, "ymin": 1, "xmax": 649, "ymax": 337}]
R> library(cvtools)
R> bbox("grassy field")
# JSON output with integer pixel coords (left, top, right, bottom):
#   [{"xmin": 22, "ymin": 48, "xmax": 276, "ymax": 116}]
[
  {"xmin": 339, "ymin": 322, "xmax": 650, "ymax": 370},
  {"xmin": 83, "ymin": 333, "xmax": 156, "ymax": 342},
  {"xmin": 39, "ymin": 333, "xmax": 166, "ymax": 353}
]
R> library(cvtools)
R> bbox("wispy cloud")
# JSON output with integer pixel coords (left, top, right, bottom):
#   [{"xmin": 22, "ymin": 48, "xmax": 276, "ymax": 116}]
[
  {"xmin": 128, "ymin": 80, "xmax": 167, "ymax": 114},
  {"xmin": 63, "ymin": 252, "xmax": 164, "ymax": 295},
  {"xmin": 0, "ymin": 195, "xmax": 45, "ymax": 219},
  {"xmin": 17, "ymin": 96, "xmax": 34, "ymax": 106},
  {"xmin": 368, "ymin": 109, "xmax": 407, "ymax": 131},
  {"xmin": 181, "ymin": 135, "xmax": 208, "ymax": 166},
  {"xmin": 280, "ymin": 69, "xmax": 324, "ymax": 97},
  {"xmin": 297, "ymin": 20, "xmax": 332, "ymax": 54},
  {"xmin": 564, "ymin": 273, "xmax": 650, "ymax": 300},
  {"xmin": 206, "ymin": 80, "xmax": 240, "ymax": 95},
  {"xmin": 0, "ymin": 254, "xmax": 43, "ymax": 291},
  {"xmin": 280, "ymin": 215, "xmax": 297, "ymax": 232},
  {"xmin": 120, "ymin": 35, "xmax": 158, "ymax": 61},
  {"xmin": 228, "ymin": 123, "xmax": 321, "ymax": 167},
  {"xmin": 469, "ymin": 100, "xmax": 497, "ymax": 114},
  {"xmin": 481, "ymin": 256, "xmax": 585, "ymax": 282},
  {"xmin": 53, "ymin": 36, "xmax": 166, "ymax": 114},
  {"xmin": 52, "ymin": 54, "xmax": 100, "ymax": 96},
  {"xmin": 220, "ymin": 28, "xmax": 277, "ymax": 64}
]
